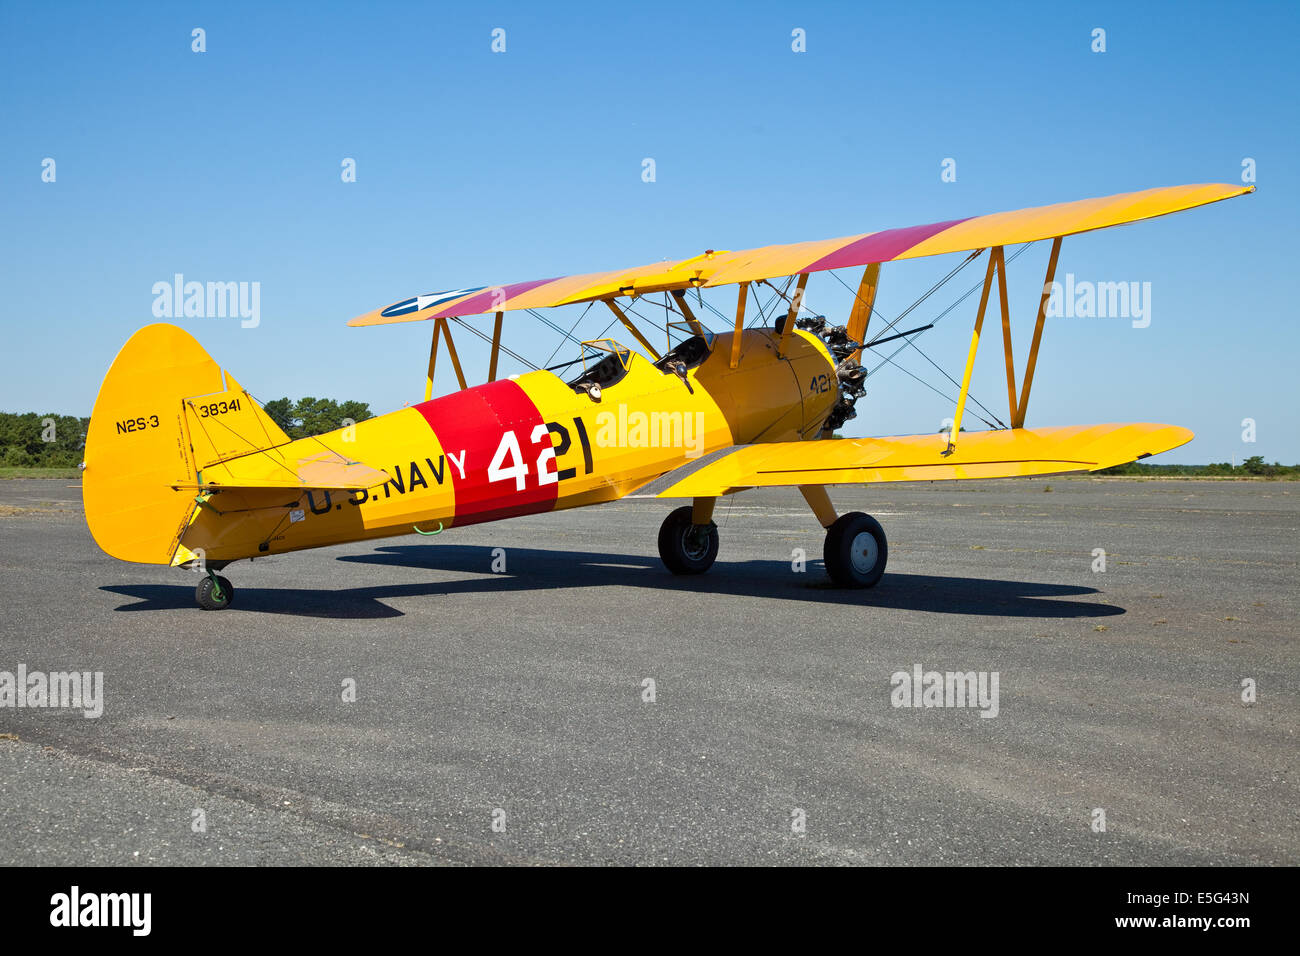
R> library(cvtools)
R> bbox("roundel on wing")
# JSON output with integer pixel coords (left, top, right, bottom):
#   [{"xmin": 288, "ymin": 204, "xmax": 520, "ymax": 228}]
[{"xmin": 380, "ymin": 287, "xmax": 486, "ymax": 318}]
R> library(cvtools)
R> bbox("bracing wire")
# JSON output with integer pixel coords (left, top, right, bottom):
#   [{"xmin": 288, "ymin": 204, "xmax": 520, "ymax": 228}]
[
  {"xmin": 527, "ymin": 308, "xmax": 586, "ymax": 353},
  {"xmin": 861, "ymin": 243, "xmax": 1036, "ymax": 429},
  {"xmin": 446, "ymin": 315, "xmax": 538, "ymax": 371},
  {"xmin": 541, "ymin": 301, "xmax": 595, "ymax": 368}
]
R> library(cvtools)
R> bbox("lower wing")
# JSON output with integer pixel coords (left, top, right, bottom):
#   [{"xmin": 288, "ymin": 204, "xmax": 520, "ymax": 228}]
[{"xmin": 651, "ymin": 423, "xmax": 1192, "ymax": 497}]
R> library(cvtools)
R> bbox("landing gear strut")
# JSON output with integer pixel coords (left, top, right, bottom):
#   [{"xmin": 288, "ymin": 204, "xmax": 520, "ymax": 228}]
[
  {"xmin": 196, "ymin": 570, "xmax": 234, "ymax": 610},
  {"xmin": 823, "ymin": 511, "xmax": 888, "ymax": 588},
  {"xmin": 657, "ymin": 505, "xmax": 719, "ymax": 575}
]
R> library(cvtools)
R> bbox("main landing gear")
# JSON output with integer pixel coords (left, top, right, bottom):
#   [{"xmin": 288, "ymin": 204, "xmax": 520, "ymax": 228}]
[
  {"xmin": 196, "ymin": 569, "xmax": 234, "ymax": 610},
  {"xmin": 655, "ymin": 489, "xmax": 888, "ymax": 588},
  {"xmin": 822, "ymin": 511, "xmax": 888, "ymax": 588},
  {"xmin": 657, "ymin": 504, "xmax": 720, "ymax": 574},
  {"xmin": 800, "ymin": 484, "xmax": 888, "ymax": 587}
]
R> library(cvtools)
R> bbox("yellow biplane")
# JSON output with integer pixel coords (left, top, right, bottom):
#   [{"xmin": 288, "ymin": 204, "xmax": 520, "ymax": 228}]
[{"xmin": 83, "ymin": 183, "xmax": 1252, "ymax": 608}]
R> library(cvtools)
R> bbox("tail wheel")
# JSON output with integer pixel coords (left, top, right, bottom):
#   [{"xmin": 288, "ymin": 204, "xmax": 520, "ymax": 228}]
[
  {"xmin": 196, "ymin": 574, "xmax": 234, "ymax": 610},
  {"xmin": 657, "ymin": 505, "xmax": 719, "ymax": 575},
  {"xmin": 824, "ymin": 512, "xmax": 887, "ymax": 588}
]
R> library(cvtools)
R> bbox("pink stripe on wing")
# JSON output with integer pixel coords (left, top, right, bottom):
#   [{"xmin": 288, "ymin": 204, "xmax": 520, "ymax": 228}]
[
  {"xmin": 429, "ymin": 277, "xmax": 560, "ymax": 318},
  {"xmin": 802, "ymin": 217, "xmax": 972, "ymax": 272}
]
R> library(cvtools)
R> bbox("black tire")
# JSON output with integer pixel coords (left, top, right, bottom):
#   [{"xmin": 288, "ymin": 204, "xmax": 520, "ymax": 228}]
[
  {"xmin": 657, "ymin": 506, "xmax": 719, "ymax": 575},
  {"xmin": 823, "ymin": 512, "xmax": 887, "ymax": 588},
  {"xmin": 196, "ymin": 574, "xmax": 234, "ymax": 610}
]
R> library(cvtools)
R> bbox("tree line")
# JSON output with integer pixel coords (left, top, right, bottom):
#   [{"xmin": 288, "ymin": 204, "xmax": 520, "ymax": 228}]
[
  {"xmin": 0, "ymin": 398, "xmax": 373, "ymax": 467},
  {"xmin": 1, "ymin": 406, "xmax": 1294, "ymax": 476},
  {"xmin": 1097, "ymin": 456, "xmax": 1299, "ymax": 478}
]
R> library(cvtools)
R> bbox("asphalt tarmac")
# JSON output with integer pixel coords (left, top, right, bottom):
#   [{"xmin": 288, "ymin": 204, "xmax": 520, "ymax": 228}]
[{"xmin": 0, "ymin": 477, "xmax": 1295, "ymax": 865}]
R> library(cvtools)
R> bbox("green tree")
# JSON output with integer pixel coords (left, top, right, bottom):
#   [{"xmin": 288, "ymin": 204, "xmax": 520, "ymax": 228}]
[
  {"xmin": 0, "ymin": 412, "xmax": 87, "ymax": 466},
  {"xmin": 262, "ymin": 398, "xmax": 294, "ymax": 434},
  {"xmin": 258, "ymin": 397, "xmax": 374, "ymax": 439}
]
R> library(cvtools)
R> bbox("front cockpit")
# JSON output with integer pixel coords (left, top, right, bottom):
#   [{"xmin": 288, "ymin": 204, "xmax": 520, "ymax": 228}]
[{"xmin": 652, "ymin": 327, "xmax": 715, "ymax": 374}]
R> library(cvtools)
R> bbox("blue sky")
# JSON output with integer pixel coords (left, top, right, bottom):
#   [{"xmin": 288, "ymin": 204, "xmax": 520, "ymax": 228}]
[{"xmin": 2, "ymin": 0, "xmax": 1294, "ymax": 463}]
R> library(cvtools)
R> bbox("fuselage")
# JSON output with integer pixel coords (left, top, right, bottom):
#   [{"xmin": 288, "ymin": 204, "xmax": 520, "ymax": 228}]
[{"xmin": 176, "ymin": 327, "xmax": 837, "ymax": 564}]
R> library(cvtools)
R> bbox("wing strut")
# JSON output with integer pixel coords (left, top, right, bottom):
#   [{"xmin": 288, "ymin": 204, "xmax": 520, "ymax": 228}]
[
  {"xmin": 776, "ymin": 273, "xmax": 810, "ymax": 357},
  {"xmin": 994, "ymin": 246, "xmax": 1017, "ymax": 424},
  {"xmin": 845, "ymin": 263, "xmax": 882, "ymax": 362},
  {"xmin": 603, "ymin": 299, "xmax": 662, "ymax": 361},
  {"xmin": 487, "ymin": 311, "xmax": 504, "ymax": 382},
  {"xmin": 670, "ymin": 289, "xmax": 706, "ymax": 336},
  {"xmin": 1014, "ymin": 237, "xmax": 1062, "ymax": 427},
  {"xmin": 730, "ymin": 282, "xmax": 750, "ymax": 369},
  {"xmin": 947, "ymin": 238, "xmax": 1065, "ymax": 452},
  {"xmin": 424, "ymin": 316, "xmax": 470, "ymax": 401},
  {"xmin": 948, "ymin": 253, "xmax": 999, "ymax": 453},
  {"xmin": 423, "ymin": 320, "xmax": 441, "ymax": 401}
]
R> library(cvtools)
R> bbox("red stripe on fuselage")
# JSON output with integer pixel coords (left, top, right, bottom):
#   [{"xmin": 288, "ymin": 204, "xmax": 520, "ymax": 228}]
[{"xmin": 413, "ymin": 379, "xmax": 558, "ymax": 526}]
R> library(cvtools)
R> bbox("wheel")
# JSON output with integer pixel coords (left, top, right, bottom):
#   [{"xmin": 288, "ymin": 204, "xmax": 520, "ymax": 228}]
[
  {"xmin": 823, "ymin": 512, "xmax": 887, "ymax": 588},
  {"xmin": 196, "ymin": 574, "xmax": 234, "ymax": 610},
  {"xmin": 657, "ymin": 505, "xmax": 719, "ymax": 575}
]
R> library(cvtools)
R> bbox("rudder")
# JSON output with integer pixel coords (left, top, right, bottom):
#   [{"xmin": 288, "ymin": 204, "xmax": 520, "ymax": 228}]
[{"xmin": 83, "ymin": 323, "xmax": 289, "ymax": 565}]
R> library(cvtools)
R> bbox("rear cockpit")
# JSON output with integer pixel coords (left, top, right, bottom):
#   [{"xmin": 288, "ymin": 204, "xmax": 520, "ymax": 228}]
[{"xmin": 562, "ymin": 339, "xmax": 634, "ymax": 399}]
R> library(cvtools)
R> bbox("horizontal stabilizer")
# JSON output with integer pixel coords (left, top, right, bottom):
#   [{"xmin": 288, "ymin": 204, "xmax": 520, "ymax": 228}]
[
  {"xmin": 652, "ymin": 423, "xmax": 1193, "ymax": 496},
  {"xmin": 193, "ymin": 448, "xmax": 391, "ymax": 492}
]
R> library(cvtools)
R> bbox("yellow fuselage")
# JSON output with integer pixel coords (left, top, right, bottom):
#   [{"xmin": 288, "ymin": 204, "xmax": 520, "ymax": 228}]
[{"xmin": 178, "ymin": 328, "xmax": 838, "ymax": 564}]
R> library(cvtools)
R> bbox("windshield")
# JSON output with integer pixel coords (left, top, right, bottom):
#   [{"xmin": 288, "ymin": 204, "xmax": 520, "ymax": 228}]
[
  {"xmin": 653, "ymin": 323, "xmax": 715, "ymax": 373},
  {"xmin": 561, "ymin": 339, "xmax": 634, "ymax": 391}
]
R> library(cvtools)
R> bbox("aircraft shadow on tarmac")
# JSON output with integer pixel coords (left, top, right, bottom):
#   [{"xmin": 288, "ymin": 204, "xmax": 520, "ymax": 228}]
[{"xmin": 102, "ymin": 544, "xmax": 1124, "ymax": 620}]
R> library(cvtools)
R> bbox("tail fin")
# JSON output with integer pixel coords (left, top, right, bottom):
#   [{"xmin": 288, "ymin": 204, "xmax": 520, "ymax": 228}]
[{"xmin": 83, "ymin": 323, "xmax": 291, "ymax": 565}]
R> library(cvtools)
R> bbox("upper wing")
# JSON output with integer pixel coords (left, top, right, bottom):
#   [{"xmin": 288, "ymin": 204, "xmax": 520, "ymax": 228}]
[
  {"xmin": 646, "ymin": 423, "xmax": 1193, "ymax": 497},
  {"xmin": 348, "ymin": 183, "xmax": 1252, "ymax": 326}
]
